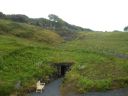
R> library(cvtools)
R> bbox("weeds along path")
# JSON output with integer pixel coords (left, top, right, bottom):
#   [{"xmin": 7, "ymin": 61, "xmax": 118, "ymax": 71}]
[
  {"xmin": 66, "ymin": 88, "xmax": 128, "ymax": 96},
  {"xmin": 80, "ymin": 88, "xmax": 128, "ymax": 96},
  {"xmin": 30, "ymin": 79, "xmax": 62, "ymax": 96}
]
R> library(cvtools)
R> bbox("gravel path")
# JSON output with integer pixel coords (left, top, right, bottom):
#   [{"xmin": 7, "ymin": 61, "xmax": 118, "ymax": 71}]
[
  {"xmin": 30, "ymin": 79, "xmax": 62, "ymax": 96},
  {"xmin": 29, "ymin": 79, "xmax": 128, "ymax": 96}
]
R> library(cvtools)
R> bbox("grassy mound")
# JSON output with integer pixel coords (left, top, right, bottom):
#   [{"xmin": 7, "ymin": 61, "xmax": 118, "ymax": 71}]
[
  {"xmin": 0, "ymin": 35, "xmax": 54, "ymax": 95},
  {"xmin": 60, "ymin": 32, "xmax": 128, "ymax": 96},
  {"xmin": 0, "ymin": 19, "xmax": 64, "ymax": 95},
  {"xmin": 0, "ymin": 20, "xmax": 128, "ymax": 96}
]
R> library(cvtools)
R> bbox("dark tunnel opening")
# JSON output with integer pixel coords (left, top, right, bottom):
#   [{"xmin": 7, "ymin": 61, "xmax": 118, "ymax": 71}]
[
  {"xmin": 53, "ymin": 62, "xmax": 74, "ymax": 78},
  {"xmin": 61, "ymin": 65, "xmax": 68, "ymax": 77}
]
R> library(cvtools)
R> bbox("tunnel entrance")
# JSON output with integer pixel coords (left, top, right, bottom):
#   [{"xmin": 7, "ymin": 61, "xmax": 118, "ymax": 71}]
[
  {"xmin": 53, "ymin": 62, "xmax": 74, "ymax": 77},
  {"xmin": 61, "ymin": 65, "xmax": 68, "ymax": 76}
]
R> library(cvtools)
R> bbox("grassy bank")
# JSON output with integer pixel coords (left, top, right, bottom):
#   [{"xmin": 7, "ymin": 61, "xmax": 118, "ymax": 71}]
[
  {"xmin": 60, "ymin": 32, "xmax": 128, "ymax": 96},
  {"xmin": 0, "ymin": 19, "xmax": 128, "ymax": 95},
  {"xmin": 0, "ymin": 19, "xmax": 63, "ymax": 95}
]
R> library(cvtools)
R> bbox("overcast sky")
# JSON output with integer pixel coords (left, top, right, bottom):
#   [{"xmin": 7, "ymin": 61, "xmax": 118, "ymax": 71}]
[{"xmin": 0, "ymin": 0, "xmax": 128, "ymax": 31}]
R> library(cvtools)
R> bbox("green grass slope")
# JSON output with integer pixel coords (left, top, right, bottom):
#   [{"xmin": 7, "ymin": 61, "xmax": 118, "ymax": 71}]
[
  {"xmin": 61, "ymin": 32, "xmax": 128, "ymax": 57},
  {"xmin": 0, "ymin": 19, "xmax": 63, "ymax": 44},
  {"xmin": 60, "ymin": 32, "xmax": 128, "ymax": 96},
  {"xmin": 0, "ymin": 19, "xmax": 128, "ymax": 96},
  {"xmin": 0, "ymin": 35, "xmax": 56, "ymax": 95},
  {"xmin": 0, "ymin": 19, "xmax": 64, "ymax": 95}
]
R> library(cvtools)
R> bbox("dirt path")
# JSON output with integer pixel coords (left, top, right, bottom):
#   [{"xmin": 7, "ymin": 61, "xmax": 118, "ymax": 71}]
[{"xmin": 30, "ymin": 79, "xmax": 62, "ymax": 96}]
